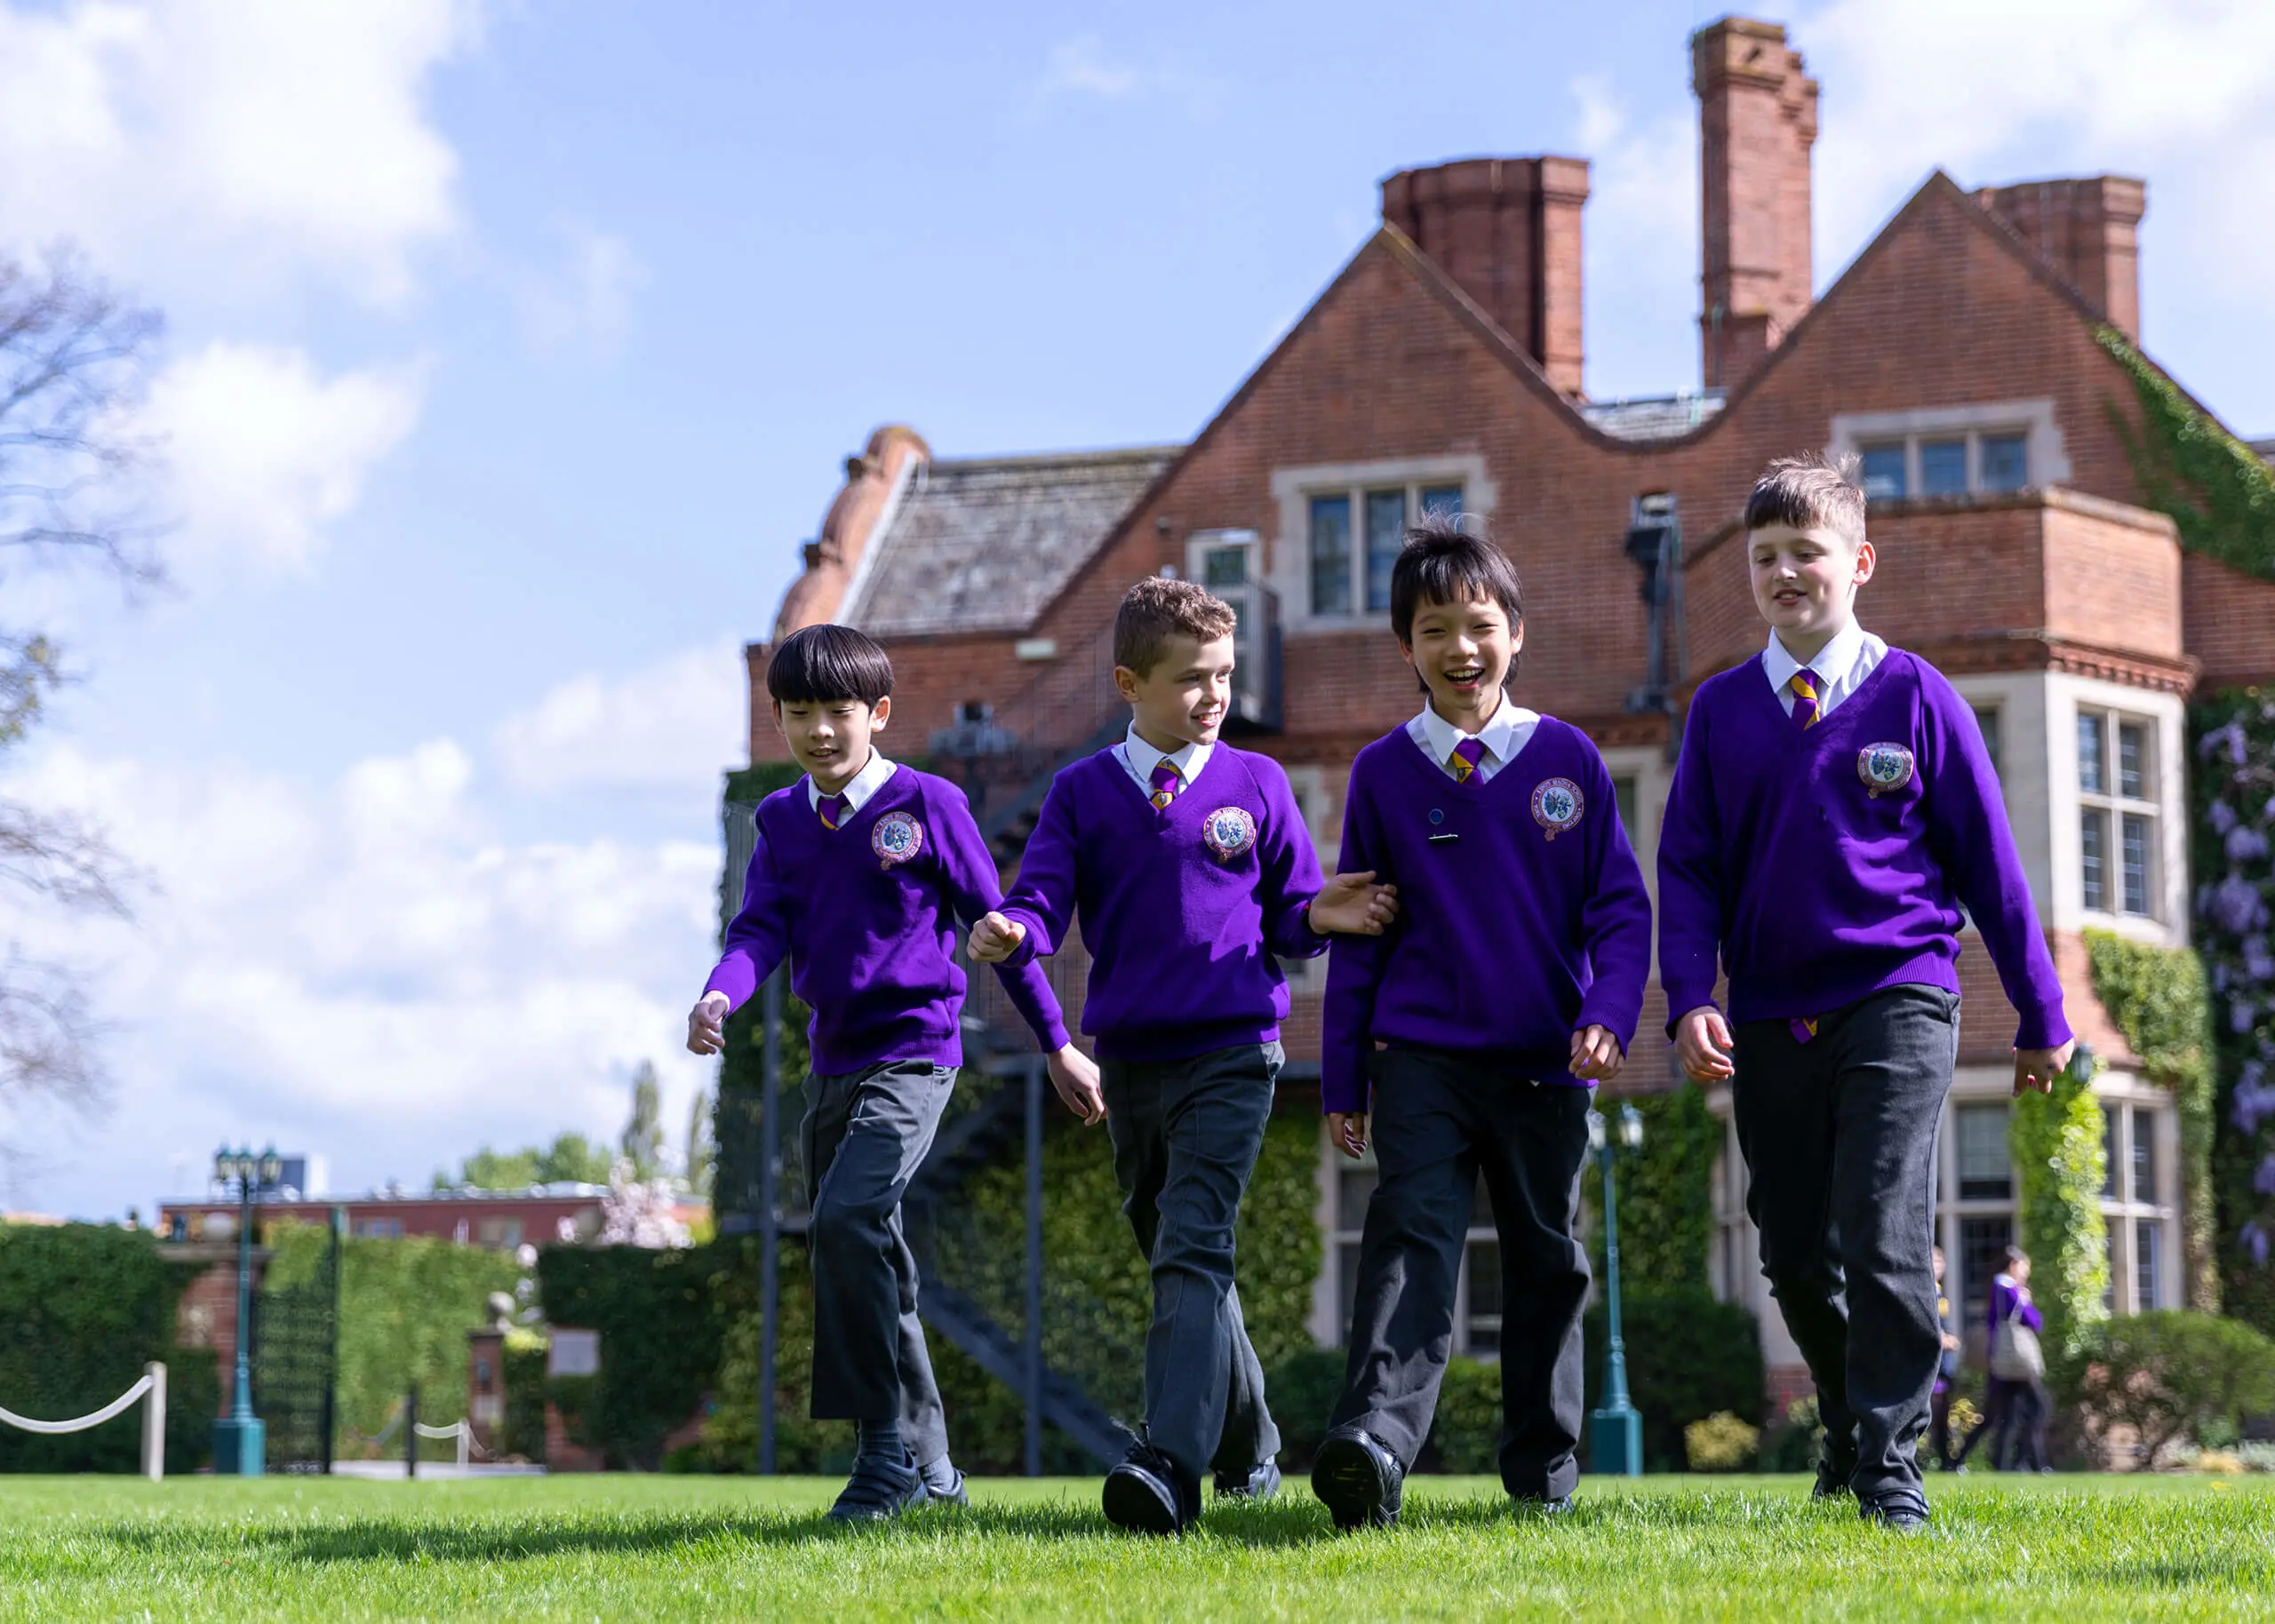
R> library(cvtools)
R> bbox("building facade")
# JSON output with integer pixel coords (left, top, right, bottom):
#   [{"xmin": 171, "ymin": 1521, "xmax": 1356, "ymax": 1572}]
[{"xmin": 733, "ymin": 16, "xmax": 2275, "ymax": 1396}]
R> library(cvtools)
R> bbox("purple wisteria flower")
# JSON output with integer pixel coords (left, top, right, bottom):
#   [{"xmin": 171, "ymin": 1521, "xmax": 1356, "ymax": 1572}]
[
  {"xmin": 2231, "ymin": 826, "xmax": 2273, "ymax": 864},
  {"xmin": 2258, "ymin": 1154, "xmax": 2275, "ymax": 1197},
  {"xmin": 2212, "ymin": 874, "xmax": 2271, "ymax": 935},
  {"xmin": 2211, "ymin": 798, "xmax": 2239, "ymax": 835},
  {"xmin": 2246, "ymin": 1222, "xmax": 2272, "ymax": 1270}
]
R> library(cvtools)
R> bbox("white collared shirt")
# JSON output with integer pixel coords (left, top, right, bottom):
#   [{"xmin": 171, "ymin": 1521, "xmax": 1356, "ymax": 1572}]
[
  {"xmin": 1405, "ymin": 691, "xmax": 1541, "ymax": 784},
  {"xmin": 1763, "ymin": 620, "xmax": 1888, "ymax": 721},
  {"xmin": 807, "ymin": 749, "xmax": 897, "ymax": 816},
  {"xmin": 1117, "ymin": 725, "xmax": 1212, "ymax": 797}
]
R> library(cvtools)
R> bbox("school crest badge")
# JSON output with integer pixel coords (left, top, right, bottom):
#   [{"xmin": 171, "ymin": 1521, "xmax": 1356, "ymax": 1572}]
[
  {"xmin": 1201, "ymin": 806, "xmax": 1257, "ymax": 860},
  {"xmin": 871, "ymin": 810, "xmax": 923, "ymax": 867},
  {"xmin": 1857, "ymin": 743, "xmax": 1917, "ymax": 799},
  {"xmin": 1530, "ymin": 777, "xmax": 1584, "ymax": 840}
]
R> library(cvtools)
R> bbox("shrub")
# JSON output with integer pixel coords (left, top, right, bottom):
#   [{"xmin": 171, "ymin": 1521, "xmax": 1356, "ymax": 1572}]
[
  {"xmin": 1265, "ymin": 1347, "xmax": 1346, "ymax": 1471},
  {"xmin": 1763, "ymin": 1397, "xmax": 1822, "ymax": 1472},
  {"xmin": 1685, "ymin": 1411, "xmax": 1760, "ymax": 1472},
  {"xmin": 2011, "ymin": 1063, "xmax": 2111, "ymax": 1367},
  {"xmin": 1581, "ymin": 1083, "xmax": 1717, "ymax": 1297},
  {"xmin": 1582, "ymin": 1293, "xmax": 1763, "ymax": 1472},
  {"xmin": 2071, "ymin": 1310, "xmax": 2275, "ymax": 1469},
  {"xmin": 537, "ymin": 1243, "xmax": 727, "ymax": 1469},
  {"xmin": 500, "ymin": 1331, "xmax": 548, "ymax": 1462}
]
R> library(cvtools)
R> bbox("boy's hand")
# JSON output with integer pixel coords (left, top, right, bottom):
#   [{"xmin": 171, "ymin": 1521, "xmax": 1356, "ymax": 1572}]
[
  {"xmin": 968, "ymin": 912, "xmax": 1026, "ymax": 963},
  {"xmin": 2012, "ymin": 1039, "xmax": 2078, "ymax": 1097},
  {"xmin": 1569, "ymin": 1025, "xmax": 1624, "ymax": 1083},
  {"xmin": 686, "ymin": 991, "xmax": 730, "ymax": 1056},
  {"xmin": 1046, "ymin": 1044, "xmax": 1106, "ymax": 1125},
  {"xmin": 1309, "ymin": 872, "xmax": 1400, "ymax": 935},
  {"xmin": 1675, "ymin": 1007, "xmax": 1736, "ymax": 1081},
  {"xmin": 1328, "ymin": 1111, "xmax": 1369, "ymax": 1159}
]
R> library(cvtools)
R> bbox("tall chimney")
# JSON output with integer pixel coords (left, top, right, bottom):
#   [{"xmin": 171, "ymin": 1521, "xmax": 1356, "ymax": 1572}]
[
  {"xmin": 1693, "ymin": 18, "xmax": 1818, "ymax": 391},
  {"xmin": 1382, "ymin": 156, "xmax": 1591, "ymax": 396},
  {"xmin": 1973, "ymin": 177, "xmax": 2147, "ymax": 341}
]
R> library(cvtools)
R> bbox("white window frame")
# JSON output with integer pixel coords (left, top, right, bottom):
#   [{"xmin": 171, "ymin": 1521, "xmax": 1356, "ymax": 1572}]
[
  {"xmin": 1268, "ymin": 455, "xmax": 1497, "ymax": 633},
  {"xmin": 1828, "ymin": 401, "xmax": 2071, "ymax": 500},
  {"xmin": 2075, "ymin": 705, "xmax": 2162, "ymax": 924},
  {"xmin": 2099, "ymin": 1087, "xmax": 2178, "ymax": 1315},
  {"xmin": 1312, "ymin": 1129, "xmax": 1502, "ymax": 1357},
  {"xmin": 1278, "ymin": 764, "xmax": 1337, "ymax": 994}
]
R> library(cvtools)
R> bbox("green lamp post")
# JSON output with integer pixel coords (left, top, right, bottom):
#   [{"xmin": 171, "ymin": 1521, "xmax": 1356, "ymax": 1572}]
[
  {"xmin": 211, "ymin": 1142, "xmax": 282, "ymax": 1476},
  {"xmin": 1588, "ymin": 1103, "xmax": 1646, "ymax": 1477}
]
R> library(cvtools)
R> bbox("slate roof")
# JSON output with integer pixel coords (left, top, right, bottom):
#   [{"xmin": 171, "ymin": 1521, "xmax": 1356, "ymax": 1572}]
[
  {"xmin": 1578, "ymin": 391, "xmax": 1728, "ymax": 442},
  {"xmin": 842, "ymin": 445, "xmax": 1182, "ymax": 637}
]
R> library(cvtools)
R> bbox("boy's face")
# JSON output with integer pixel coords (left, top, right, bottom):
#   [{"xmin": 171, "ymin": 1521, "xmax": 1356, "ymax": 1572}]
[
  {"xmin": 1748, "ymin": 522, "xmax": 1875, "ymax": 643},
  {"xmin": 1401, "ymin": 592, "xmax": 1521, "ymax": 719},
  {"xmin": 1114, "ymin": 632, "xmax": 1234, "ymax": 751},
  {"xmin": 773, "ymin": 695, "xmax": 889, "ymax": 790}
]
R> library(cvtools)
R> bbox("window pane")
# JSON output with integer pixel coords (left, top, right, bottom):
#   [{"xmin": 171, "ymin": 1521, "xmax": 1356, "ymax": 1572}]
[
  {"xmin": 1337, "ymin": 1165, "xmax": 1377, "ymax": 1232},
  {"xmin": 2119, "ymin": 722, "xmax": 2146, "ymax": 800},
  {"xmin": 1861, "ymin": 443, "xmax": 1906, "ymax": 499},
  {"xmin": 1364, "ymin": 490, "xmax": 1405, "ymax": 614},
  {"xmin": 1201, "ymin": 545, "xmax": 1248, "ymax": 589},
  {"xmin": 1309, "ymin": 495, "xmax": 1352, "ymax": 616},
  {"xmin": 2131, "ymin": 1109, "xmax": 2157, "ymax": 1205},
  {"xmin": 1960, "ymin": 1215, "xmax": 2014, "ymax": 1329},
  {"xmin": 1337, "ymin": 1240, "xmax": 1364, "ymax": 1343},
  {"xmin": 1981, "ymin": 433, "xmax": 2028, "ymax": 491},
  {"xmin": 2081, "ymin": 809, "xmax": 2108, "ymax": 912},
  {"xmin": 2121, "ymin": 814, "xmax": 2151, "ymax": 916},
  {"xmin": 1613, "ymin": 775, "xmax": 1638, "ymax": 833},
  {"xmin": 2078, "ymin": 712, "xmax": 2104, "ymax": 793},
  {"xmin": 1464, "ymin": 1239, "xmax": 1502, "ymax": 1355},
  {"xmin": 1973, "ymin": 705, "xmax": 2002, "ymax": 780},
  {"xmin": 1921, "ymin": 439, "xmax": 1968, "ymax": 495},
  {"xmin": 1956, "ymin": 1103, "xmax": 2011, "ymax": 1199},
  {"xmin": 1419, "ymin": 483, "xmax": 1464, "ymax": 519},
  {"xmin": 2136, "ymin": 1222, "xmax": 2160, "ymax": 1311},
  {"xmin": 2103, "ymin": 1107, "xmax": 2118, "ymax": 1198}
]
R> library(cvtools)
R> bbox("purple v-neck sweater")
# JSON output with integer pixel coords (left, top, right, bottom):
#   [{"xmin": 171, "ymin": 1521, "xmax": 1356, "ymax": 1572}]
[
  {"xmin": 1656, "ymin": 648, "xmax": 2069, "ymax": 1047},
  {"xmin": 1320, "ymin": 717, "xmax": 1653, "ymax": 1113},
  {"xmin": 705, "ymin": 766, "xmax": 1069, "ymax": 1074},
  {"xmin": 997, "ymin": 743, "xmax": 1328, "ymax": 1063}
]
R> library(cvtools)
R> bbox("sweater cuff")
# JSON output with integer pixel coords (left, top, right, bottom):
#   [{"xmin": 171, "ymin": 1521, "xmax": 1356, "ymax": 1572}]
[
  {"xmin": 2016, "ymin": 1004, "xmax": 2072, "ymax": 1052},
  {"xmin": 1663, "ymin": 990, "xmax": 1720, "ymax": 1041},
  {"xmin": 1320, "ymin": 1055, "xmax": 1368, "ymax": 1115},
  {"xmin": 703, "ymin": 959, "xmax": 756, "ymax": 1013},
  {"xmin": 998, "ymin": 907, "xmax": 1046, "ymax": 967}
]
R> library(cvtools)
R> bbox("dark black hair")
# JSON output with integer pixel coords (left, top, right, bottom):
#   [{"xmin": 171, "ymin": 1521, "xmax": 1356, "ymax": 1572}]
[
  {"xmin": 766, "ymin": 623, "xmax": 894, "ymax": 706},
  {"xmin": 1390, "ymin": 513, "xmax": 1525, "ymax": 646}
]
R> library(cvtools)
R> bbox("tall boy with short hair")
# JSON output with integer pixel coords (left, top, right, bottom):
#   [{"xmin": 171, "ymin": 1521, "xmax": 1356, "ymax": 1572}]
[
  {"xmin": 968, "ymin": 577, "xmax": 1396, "ymax": 1534},
  {"xmin": 689, "ymin": 623, "xmax": 1098, "ymax": 1522},
  {"xmin": 1309, "ymin": 515, "xmax": 1651, "ymax": 1530},
  {"xmin": 1659, "ymin": 454, "xmax": 2073, "ymax": 1530}
]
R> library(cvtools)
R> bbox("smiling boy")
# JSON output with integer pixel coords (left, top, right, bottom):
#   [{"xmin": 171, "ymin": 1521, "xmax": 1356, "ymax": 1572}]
[
  {"xmin": 1657, "ymin": 454, "xmax": 2072, "ymax": 1530},
  {"xmin": 967, "ymin": 576, "xmax": 1395, "ymax": 1534},
  {"xmin": 1309, "ymin": 515, "xmax": 1651, "ymax": 1531},
  {"xmin": 688, "ymin": 623, "xmax": 1097, "ymax": 1522}
]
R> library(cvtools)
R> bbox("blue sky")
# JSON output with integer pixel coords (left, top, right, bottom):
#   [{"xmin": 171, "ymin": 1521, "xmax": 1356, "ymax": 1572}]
[{"xmin": 2, "ymin": 0, "xmax": 2270, "ymax": 1218}]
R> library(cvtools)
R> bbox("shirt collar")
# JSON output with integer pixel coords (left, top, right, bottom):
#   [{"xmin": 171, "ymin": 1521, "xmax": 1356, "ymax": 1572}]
[
  {"xmin": 1416, "ymin": 691, "xmax": 1535, "ymax": 766},
  {"xmin": 808, "ymin": 749, "xmax": 897, "ymax": 815},
  {"xmin": 1765, "ymin": 619, "xmax": 1869, "ymax": 689},
  {"xmin": 1123, "ymin": 724, "xmax": 1210, "ymax": 785}
]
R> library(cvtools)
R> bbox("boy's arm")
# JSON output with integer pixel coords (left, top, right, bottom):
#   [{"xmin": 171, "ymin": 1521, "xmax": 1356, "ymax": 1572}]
[
  {"xmin": 994, "ymin": 773, "xmax": 1080, "ymax": 967},
  {"xmin": 1321, "ymin": 761, "xmax": 1393, "ymax": 1116},
  {"xmin": 1256, "ymin": 760, "xmax": 1331, "ymax": 961},
  {"xmin": 1920, "ymin": 673, "xmax": 2071, "ymax": 1049},
  {"xmin": 1656, "ymin": 696, "xmax": 1726, "ymax": 1035},
  {"xmin": 1575, "ymin": 748, "xmax": 1653, "ymax": 1050},
  {"xmin": 931, "ymin": 782, "xmax": 1072, "ymax": 1052},
  {"xmin": 705, "ymin": 817, "xmax": 793, "ymax": 1012}
]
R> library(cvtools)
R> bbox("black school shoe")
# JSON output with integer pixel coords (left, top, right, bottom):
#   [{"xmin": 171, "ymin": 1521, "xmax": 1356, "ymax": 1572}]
[
  {"xmin": 1214, "ymin": 1460, "xmax": 1281, "ymax": 1503},
  {"xmin": 1511, "ymin": 1493, "xmax": 1575, "ymax": 1517},
  {"xmin": 1861, "ymin": 1492, "xmax": 1931, "ymax": 1533},
  {"xmin": 1811, "ymin": 1437, "xmax": 1862, "ymax": 1501},
  {"xmin": 826, "ymin": 1449, "xmax": 930, "ymax": 1523},
  {"xmin": 1103, "ymin": 1441, "xmax": 1201, "ymax": 1535},
  {"xmin": 1312, "ymin": 1425, "xmax": 1405, "ymax": 1532}
]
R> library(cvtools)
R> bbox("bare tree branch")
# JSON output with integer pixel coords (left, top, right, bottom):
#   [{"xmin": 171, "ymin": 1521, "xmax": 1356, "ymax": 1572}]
[{"xmin": 0, "ymin": 952, "xmax": 108, "ymax": 1112}]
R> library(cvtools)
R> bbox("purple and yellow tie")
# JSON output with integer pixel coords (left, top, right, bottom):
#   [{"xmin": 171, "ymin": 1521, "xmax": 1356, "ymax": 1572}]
[
  {"xmin": 817, "ymin": 792, "xmax": 847, "ymax": 831},
  {"xmin": 1449, "ymin": 736, "xmax": 1487, "ymax": 784},
  {"xmin": 1148, "ymin": 760, "xmax": 1183, "ymax": 811},
  {"xmin": 1789, "ymin": 666, "xmax": 1824, "ymax": 730}
]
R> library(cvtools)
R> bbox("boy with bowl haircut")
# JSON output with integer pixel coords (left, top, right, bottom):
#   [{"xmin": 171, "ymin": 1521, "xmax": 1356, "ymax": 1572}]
[
  {"xmin": 1658, "ymin": 453, "xmax": 2073, "ymax": 1531},
  {"xmin": 968, "ymin": 576, "xmax": 1397, "ymax": 1534},
  {"xmin": 1308, "ymin": 514, "xmax": 1652, "ymax": 1531},
  {"xmin": 688, "ymin": 623, "xmax": 1098, "ymax": 1523}
]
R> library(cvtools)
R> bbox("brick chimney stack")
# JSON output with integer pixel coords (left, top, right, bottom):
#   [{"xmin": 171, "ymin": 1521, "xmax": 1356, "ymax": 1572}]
[
  {"xmin": 1973, "ymin": 177, "xmax": 2147, "ymax": 341},
  {"xmin": 1381, "ymin": 156, "xmax": 1591, "ymax": 396},
  {"xmin": 1693, "ymin": 17, "xmax": 1818, "ymax": 391}
]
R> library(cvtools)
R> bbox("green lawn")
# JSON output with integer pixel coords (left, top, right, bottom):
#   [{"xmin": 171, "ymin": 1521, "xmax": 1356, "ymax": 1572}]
[{"xmin": 0, "ymin": 1472, "xmax": 2270, "ymax": 1620}]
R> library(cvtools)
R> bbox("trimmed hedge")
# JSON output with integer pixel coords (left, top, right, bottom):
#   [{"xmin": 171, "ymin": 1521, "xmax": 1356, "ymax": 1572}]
[
  {"xmin": 537, "ymin": 1243, "xmax": 727, "ymax": 1470},
  {"xmin": 1582, "ymin": 1082, "xmax": 1718, "ymax": 1297},
  {"xmin": 1582, "ymin": 1293, "xmax": 1763, "ymax": 1473}
]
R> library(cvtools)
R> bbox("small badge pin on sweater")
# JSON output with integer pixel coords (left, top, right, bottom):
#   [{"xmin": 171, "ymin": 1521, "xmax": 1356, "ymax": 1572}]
[
  {"xmin": 1530, "ymin": 777, "xmax": 1584, "ymax": 840},
  {"xmin": 872, "ymin": 811, "xmax": 923, "ymax": 867},
  {"xmin": 1857, "ymin": 744, "xmax": 1916, "ymax": 799}
]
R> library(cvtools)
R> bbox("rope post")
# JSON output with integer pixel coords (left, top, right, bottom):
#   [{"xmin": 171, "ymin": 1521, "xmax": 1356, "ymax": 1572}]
[
  {"xmin": 141, "ymin": 1362, "xmax": 166, "ymax": 1483},
  {"xmin": 405, "ymin": 1385, "xmax": 419, "ymax": 1480},
  {"xmin": 457, "ymin": 1419, "xmax": 470, "ymax": 1469}
]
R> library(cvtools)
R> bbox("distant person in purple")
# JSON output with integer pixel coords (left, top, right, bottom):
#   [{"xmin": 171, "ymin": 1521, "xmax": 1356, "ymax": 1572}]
[
  {"xmin": 1659, "ymin": 454, "xmax": 2073, "ymax": 1532},
  {"xmin": 1929, "ymin": 1244, "xmax": 1960, "ymax": 1470},
  {"xmin": 1954, "ymin": 1246, "xmax": 2049, "ymax": 1472},
  {"xmin": 688, "ymin": 623, "xmax": 1095, "ymax": 1523},
  {"xmin": 1307, "ymin": 515, "xmax": 1651, "ymax": 1532},
  {"xmin": 969, "ymin": 577, "xmax": 1396, "ymax": 1534}
]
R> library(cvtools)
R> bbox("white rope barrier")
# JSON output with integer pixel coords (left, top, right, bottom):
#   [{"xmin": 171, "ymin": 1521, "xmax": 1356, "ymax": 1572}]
[
  {"xmin": 0, "ymin": 1362, "xmax": 167, "ymax": 1480},
  {"xmin": 413, "ymin": 1417, "xmax": 474, "ymax": 1469}
]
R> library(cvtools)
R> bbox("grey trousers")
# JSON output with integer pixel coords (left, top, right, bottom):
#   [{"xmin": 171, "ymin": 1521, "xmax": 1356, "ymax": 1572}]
[
  {"xmin": 801, "ymin": 1058, "xmax": 957, "ymax": 1462},
  {"xmin": 1330, "ymin": 1047, "xmax": 1592, "ymax": 1500},
  {"xmin": 1730, "ymin": 983, "xmax": 1960, "ymax": 1505},
  {"xmin": 1099, "ymin": 1041, "xmax": 1284, "ymax": 1488}
]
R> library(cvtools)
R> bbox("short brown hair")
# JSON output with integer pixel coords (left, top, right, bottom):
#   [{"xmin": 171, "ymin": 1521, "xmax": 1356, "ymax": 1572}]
[
  {"xmin": 1744, "ymin": 452, "xmax": 1867, "ymax": 550},
  {"xmin": 1113, "ymin": 576, "xmax": 1237, "ymax": 676}
]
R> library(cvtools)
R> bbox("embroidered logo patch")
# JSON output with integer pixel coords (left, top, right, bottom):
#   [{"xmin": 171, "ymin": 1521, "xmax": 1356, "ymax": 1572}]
[
  {"xmin": 1530, "ymin": 777, "xmax": 1585, "ymax": 840},
  {"xmin": 871, "ymin": 810, "xmax": 923, "ymax": 867},
  {"xmin": 1857, "ymin": 743, "xmax": 1917, "ymax": 798},
  {"xmin": 1201, "ymin": 806, "xmax": 1257, "ymax": 860}
]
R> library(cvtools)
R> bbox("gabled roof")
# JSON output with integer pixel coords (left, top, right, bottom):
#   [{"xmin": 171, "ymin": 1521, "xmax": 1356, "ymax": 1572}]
[{"xmin": 840, "ymin": 445, "xmax": 1182, "ymax": 638}]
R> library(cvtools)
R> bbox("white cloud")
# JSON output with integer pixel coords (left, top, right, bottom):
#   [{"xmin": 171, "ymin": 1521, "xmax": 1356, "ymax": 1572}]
[
  {"xmin": 0, "ymin": 0, "xmax": 477, "ymax": 305},
  {"xmin": 141, "ymin": 340, "xmax": 425, "ymax": 580},
  {"xmin": 510, "ymin": 222, "xmax": 649, "ymax": 357},
  {"xmin": 1569, "ymin": 71, "xmax": 1698, "ymax": 400},
  {"xmin": 492, "ymin": 640, "xmax": 746, "ymax": 801},
  {"xmin": 1034, "ymin": 35, "xmax": 1220, "ymax": 118}
]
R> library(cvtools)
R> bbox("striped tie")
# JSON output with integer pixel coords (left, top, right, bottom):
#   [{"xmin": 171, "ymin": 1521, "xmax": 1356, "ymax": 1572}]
[
  {"xmin": 817, "ymin": 792, "xmax": 847, "ymax": 831},
  {"xmin": 1148, "ymin": 760, "xmax": 1183, "ymax": 811},
  {"xmin": 1449, "ymin": 736, "xmax": 1487, "ymax": 784},
  {"xmin": 1791, "ymin": 1015, "xmax": 1818, "ymax": 1046},
  {"xmin": 1790, "ymin": 666, "xmax": 1824, "ymax": 730}
]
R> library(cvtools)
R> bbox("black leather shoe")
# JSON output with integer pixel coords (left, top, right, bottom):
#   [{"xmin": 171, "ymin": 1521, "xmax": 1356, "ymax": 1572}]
[
  {"xmin": 1214, "ymin": 1460, "xmax": 1281, "ymax": 1502},
  {"xmin": 1512, "ymin": 1493, "xmax": 1575, "ymax": 1517},
  {"xmin": 1104, "ymin": 1442, "xmax": 1198, "ymax": 1535},
  {"xmin": 1811, "ymin": 1437, "xmax": 1860, "ymax": 1501},
  {"xmin": 826, "ymin": 1450, "xmax": 929, "ymax": 1522},
  {"xmin": 1861, "ymin": 1493, "xmax": 1930, "ymax": 1533},
  {"xmin": 1312, "ymin": 1425, "xmax": 1404, "ymax": 1532}
]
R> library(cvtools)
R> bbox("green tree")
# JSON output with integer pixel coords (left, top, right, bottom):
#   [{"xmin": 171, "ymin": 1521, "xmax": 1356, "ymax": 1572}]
[
  {"xmin": 434, "ymin": 1130, "xmax": 612, "ymax": 1192},
  {"xmin": 684, "ymin": 1082, "xmax": 714, "ymax": 1198},
  {"xmin": 535, "ymin": 1131, "xmax": 612, "ymax": 1185},
  {"xmin": 622, "ymin": 1061, "xmax": 664, "ymax": 1180}
]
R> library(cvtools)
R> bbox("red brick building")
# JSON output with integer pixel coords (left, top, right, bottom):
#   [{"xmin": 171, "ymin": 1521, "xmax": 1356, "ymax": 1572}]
[{"xmin": 734, "ymin": 17, "xmax": 2275, "ymax": 1394}]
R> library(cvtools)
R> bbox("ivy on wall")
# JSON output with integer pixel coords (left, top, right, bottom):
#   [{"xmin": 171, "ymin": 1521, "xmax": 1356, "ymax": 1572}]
[
  {"xmin": 2098, "ymin": 327, "xmax": 2275, "ymax": 582},
  {"xmin": 2084, "ymin": 928, "xmax": 2219, "ymax": 1311},
  {"xmin": 1581, "ymin": 1081, "xmax": 1720, "ymax": 1298},
  {"xmin": 2011, "ymin": 1063, "xmax": 2111, "ymax": 1366}
]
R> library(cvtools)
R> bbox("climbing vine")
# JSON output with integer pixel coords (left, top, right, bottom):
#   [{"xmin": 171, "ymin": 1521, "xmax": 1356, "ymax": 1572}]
[
  {"xmin": 2011, "ymin": 1060, "xmax": 2111, "ymax": 1367},
  {"xmin": 2098, "ymin": 326, "xmax": 2275, "ymax": 582}
]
